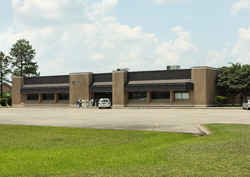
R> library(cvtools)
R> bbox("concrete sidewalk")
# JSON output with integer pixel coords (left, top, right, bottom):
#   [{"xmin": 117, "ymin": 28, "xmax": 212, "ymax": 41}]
[{"xmin": 0, "ymin": 108, "xmax": 249, "ymax": 135}]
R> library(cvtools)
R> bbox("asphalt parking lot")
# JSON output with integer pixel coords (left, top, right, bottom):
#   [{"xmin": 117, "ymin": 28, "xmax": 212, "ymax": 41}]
[{"xmin": 0, "ymin": 107, "xmax": 249, "ymax": 134}]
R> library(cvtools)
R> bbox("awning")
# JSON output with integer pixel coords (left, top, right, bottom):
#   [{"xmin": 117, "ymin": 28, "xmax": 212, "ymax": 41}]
[
  {"xmin": 21, "ymin": 83, "xmax": 69, "ymax": 93},
  {"xmin": 124, "ymin": 79, "xmax": 194, "ymax": 91}
]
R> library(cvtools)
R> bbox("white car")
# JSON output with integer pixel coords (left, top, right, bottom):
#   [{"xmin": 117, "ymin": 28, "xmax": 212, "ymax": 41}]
[
  {"xmin": 98, "ymin": 98, "xmax": 111, "ymax": 109},
  {"xmin": 243, "ymin": 100, "xmax": 250, "ymax": 110}
]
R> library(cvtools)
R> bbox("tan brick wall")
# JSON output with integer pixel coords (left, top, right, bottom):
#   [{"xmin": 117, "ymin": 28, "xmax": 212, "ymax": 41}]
[
  {"xmin": 0, "ymin": 83, "xmax": 12, "ymax": 93},
  {"xmin": 147, "ymin": 91, "xmax": 151, "ymax": 104},
  {"xmin": 112, "ymin": 71, "xmax": 127, "ymax": 107},
  {"xmin": 21, "ymin": 94, "xmax": 27, "ymax": 103},
  {"xmin": 12, "ymin": 77, "xmax": 26, "ymax": 104},
  {"xmin": 192, "ymin": 68, "xmax": 207, "ymax": 106},
  {"xmin": 69, "ymin": 73, "xmax": 93, "ymax": 105},
  {"xmin": 192, "ymin": 67, "xmax": 219, "ymax": 107},
  {"xmin": 38, "ymin": 93, "xmax": 43, "ymax": 103},
  {"xmin": 54, "ymin": 93, "xmax": 59, "ymax": 104},
  {"xmin": 206, "ymin": 68, "xmax": 219, "ymax": 106},
  {"xmin": 170, "ymin": 90, "xmax": 174, "ymax": 104},
  {"xmin": 189, "ymin": 90, "xmax": 194, "ymax": 104}
]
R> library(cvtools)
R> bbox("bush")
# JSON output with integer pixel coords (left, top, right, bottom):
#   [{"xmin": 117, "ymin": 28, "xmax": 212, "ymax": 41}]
[
  {"xmin": 1, "ymin": 92, "xmax": 12, "ymax": 106},
  {"xmin": 0, "ymin": 98, "xmax": 8, "ymax": 106},
  {"xmin": 215, "ymin": 95, "xmax": 227, "ymax": 107},
  {"xmin": 7, "ymin": 98, "xmax": 12, "ymax": 106}
]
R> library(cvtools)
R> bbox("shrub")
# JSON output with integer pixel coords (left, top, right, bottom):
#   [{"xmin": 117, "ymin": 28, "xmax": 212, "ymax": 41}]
[
  {"xmin": 1, "ymin": 93, "xmax": 12, "ymax": 106},
  {"xmin": 214, "ymin": 95, "xmax": 227, "ymax": 107},
  {"xmin": 7, "ymin": 98, "xmax": 12, "ymax": 106},
  {"xmin": 0, "ymin": 98, "xmax": 8, "ymax": 106}
]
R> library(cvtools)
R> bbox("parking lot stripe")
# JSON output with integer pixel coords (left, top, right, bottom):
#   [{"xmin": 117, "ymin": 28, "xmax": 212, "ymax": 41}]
[
  {"xmin": 153, "ymin": 124, "xmax": 158, "ymax": 131},
  {"xmin": 107, "ymin": 123, "xmax": 118, "ymax": 128}
]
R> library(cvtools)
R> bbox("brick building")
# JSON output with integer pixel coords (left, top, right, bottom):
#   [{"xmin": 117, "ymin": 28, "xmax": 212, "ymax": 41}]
[
  {"xmin": 12, "ymin": 66, "xmax": 220, "ymax": 107},
  {"xmin": 0, "ymin": 83, "xmax": 12, "ymax": 93}
]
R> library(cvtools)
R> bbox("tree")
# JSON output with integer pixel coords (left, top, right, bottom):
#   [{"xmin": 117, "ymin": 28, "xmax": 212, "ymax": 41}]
[
  {"xmin": 217, "ymin": 62, "xmax": 243, "ymax": 106},
  {"xmin": 9, "ymin": 39, "xmax": 40, "ymax": 77},
  {"xmin": 240, "ymin": 64, "xmax": 250, "ymax": 101},
  {"xmin": 0, "ymin": 52, "xmax": 11, "ymax": 98}
]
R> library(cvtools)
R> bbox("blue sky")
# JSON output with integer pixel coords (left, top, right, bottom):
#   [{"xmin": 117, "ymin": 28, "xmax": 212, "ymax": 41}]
[{"xmin": 1, "ymin": 0, "xmax": 250, "ymax": 76}]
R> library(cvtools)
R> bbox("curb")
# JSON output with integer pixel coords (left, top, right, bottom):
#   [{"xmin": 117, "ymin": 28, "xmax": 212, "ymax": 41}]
[{"xmin": 197, "ymin": 125, "xmax": 211, "ymax": 135}]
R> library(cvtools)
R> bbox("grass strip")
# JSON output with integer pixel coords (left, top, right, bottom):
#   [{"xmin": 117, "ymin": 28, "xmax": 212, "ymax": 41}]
[{"xmin": 0, "ymin": 124, "xmax": 250, "ymax": 176}]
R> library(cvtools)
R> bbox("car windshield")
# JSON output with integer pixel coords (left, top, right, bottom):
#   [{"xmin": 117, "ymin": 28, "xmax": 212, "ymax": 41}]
[
  {"xmin": 249, "ymin": 100, "xmax": 250, "ymax": 103},
  {"xmin": 100, "ymin": 99, "xmax": 109, "ymax": 102}
]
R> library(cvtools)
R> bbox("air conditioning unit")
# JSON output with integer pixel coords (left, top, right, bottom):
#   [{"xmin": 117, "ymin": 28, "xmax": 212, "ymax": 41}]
[
  {"xmin": 167, "ymin": 65, "xmax": 180, "ymax": 70},
  {"xmin": 117, "ymin": 68, "xmax": 129, "ymax": 71}
]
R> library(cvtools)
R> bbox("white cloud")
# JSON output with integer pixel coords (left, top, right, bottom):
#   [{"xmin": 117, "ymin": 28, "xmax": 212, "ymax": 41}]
[
  {"xmin": 91, "ymin": 0, "xmax": 117, "ymax": 13},
  {"xmin": 154, "ymin": 26, "xmax": 200, "ymax": 67},
  {"xmin": 231, "ymin": 27, "xmax": 250, "ymax": 63},
  {"xmin": 155, "ymin": 0, "xmax": 188, "ymax": 4},
  {"xmin": 89, "ymin": 0, "xmax": 117, "ymax": 20},
  {"xmin": 1, "ymin": 0, "xmax": 199, "ymax": 75},
  {"xmin": 225, "ymin": 41, "xmax": 235, "ymax": 47},
  {"xmin": 206, "ymin": 48, "xmax": 228, "ymax": 66},
  {"xmin": 12, "ymin": 0, "xmax": 88, "ymax": 27},
  {"xmin": 231, "ymin": 0, "xmax": 250, "ymax": 14}
]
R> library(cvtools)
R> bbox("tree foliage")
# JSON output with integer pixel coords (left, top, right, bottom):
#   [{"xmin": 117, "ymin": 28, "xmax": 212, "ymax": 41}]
[
  {"xmin": 217, "ymin": 62, "xmax": 250, "ymax": 105},
  {"xmin": 0, "ymin": 52, "xmax": 11, "ymax": 98},
  {"xmin": 240, "ymin": 64, "xmax": 250, "ymax": 99},
  {"xmin": 9, "ymin": 39, "xmax": 40, "ymax": 77},
  {"xmin": 0, "ymin": 52, "xmax": 11, "ymax": 83}
]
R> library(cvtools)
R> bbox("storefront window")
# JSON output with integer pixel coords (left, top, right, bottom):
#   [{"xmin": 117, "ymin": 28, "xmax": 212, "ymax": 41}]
[
  {"xmin": 182, "ymin": 93, "xmax": 189, "ymax": 99},
  {"xmin": 175, "ymin": 93, "xmax": 182, "ymax": 99},
  {"xmin": 175, "ymin": 92, "xmax": 189, "ymax": 99},
  {"xmin": 129, "ymin": 92, "xmax": 147, "ymax": 100},
  {"xmin": 151, "ymin": 91, "xmax": 170, "ymax": 99},
  {"xmin": 59, "ymin": 93, "xmax": 69, "ymax": 100},
  {"xmin": 43, "ymin": 93, "xmax": 54, "ymax": 100},
  {"xmin": 27, "ymin": 94, "xmax": 38, "ymax": 100}
]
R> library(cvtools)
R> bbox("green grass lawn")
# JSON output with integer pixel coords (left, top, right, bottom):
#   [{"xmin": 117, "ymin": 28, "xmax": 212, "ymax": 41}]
[{"xmin": 1, "ymin": 124, "xmax": 250, "ymax": 177}]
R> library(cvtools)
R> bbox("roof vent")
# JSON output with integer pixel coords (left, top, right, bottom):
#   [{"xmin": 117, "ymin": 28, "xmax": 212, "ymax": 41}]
[
  {"xmin": 117, "ymin": 68, "xmax": 129, "ymax": 71},
  {"xmin": 167, "ymin": 65, "xmax": 180, "ymax": 70}
]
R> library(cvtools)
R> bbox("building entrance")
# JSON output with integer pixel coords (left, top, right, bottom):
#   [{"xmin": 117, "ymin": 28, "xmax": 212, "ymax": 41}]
[{"xmin": 94, "ymin": 92, "xmax": 112, "ymax": 100}]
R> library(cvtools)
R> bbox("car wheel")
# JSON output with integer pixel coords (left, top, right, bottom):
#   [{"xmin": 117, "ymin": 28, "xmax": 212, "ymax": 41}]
[{"xmin": 99, "ymin": 107, "xmax": 101, "ymax": 109}]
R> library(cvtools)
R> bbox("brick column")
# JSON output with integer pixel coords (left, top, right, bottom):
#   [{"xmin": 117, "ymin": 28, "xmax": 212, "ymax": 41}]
[
  {"xmin": 38, "ymin": 93, "xmax": 43, "ymax": 103},
  {"xmin": 12, "ymin": 77, "xmax": 26, "ymax": 105},
  {"xmin": 191, "ymin": 67, "xmax": 219, "ymax": 107},
  {"xmin": 170, "ymin": 90, "xmax": 174, "ymax": 104},
  {"xmin": 69, "ymin": 72, "xmax": 93, "ymax": 106},
  {"xmin": 54, "ymin": 93, "xmax": 59, "ymax": 104},
  {"xmin": 112, "ymin": 71, "xmax": 127, "ymax": 107},
  {"xmin": 147, "ymin": 91, "xmax": 151, "ymax": 104}
]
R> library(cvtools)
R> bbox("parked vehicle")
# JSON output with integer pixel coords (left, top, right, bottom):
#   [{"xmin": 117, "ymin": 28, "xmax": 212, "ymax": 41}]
[
  {"xmin": 98, "ymin": 98, "xmax": 111, "ymax": 109},
  {"xmin": 242, "ymin": 100, "xmax": 250, "ymax": 110}
]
